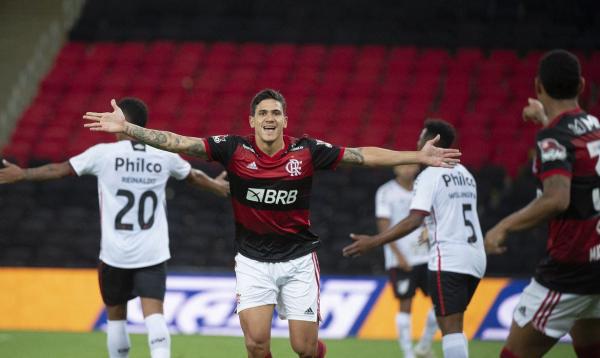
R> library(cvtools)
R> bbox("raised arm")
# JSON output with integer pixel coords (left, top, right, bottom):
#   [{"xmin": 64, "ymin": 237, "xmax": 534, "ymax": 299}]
[
  {"xmin": 343, "ymin": 211, "xmax": 426, "ymax": 257},
  {"xmin": 186, "ymin": 169, "xmax": 230, "ymax": 197},
  {"xmin": 0, "ymin": 160, "xmax": 73, "ymax": 183},
  {"xmin": 340, "ymin": 135, "xmax": 460, "ymax": 168},
  {"xmin": 83, "ymin": 99, "xmax": 208, "ymax": 159},
  {"xmin": 484, "ymin": 174, "xmax": 570, "ymax": 254}
]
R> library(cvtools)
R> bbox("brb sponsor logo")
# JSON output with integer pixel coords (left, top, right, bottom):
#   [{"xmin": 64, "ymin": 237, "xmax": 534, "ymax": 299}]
[
  {"xmin": 246, "ymin": 188, "xmax": 298, "ymax": 205},
  {"xmin": 93, "ymin": 275, "xmax": 384, "ymax": 338}
]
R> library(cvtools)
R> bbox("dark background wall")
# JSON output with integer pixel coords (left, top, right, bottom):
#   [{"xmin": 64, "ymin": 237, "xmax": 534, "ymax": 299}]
[{"xmin": 70, "ymin": 0, "xmax": 600, "ymax": 49}]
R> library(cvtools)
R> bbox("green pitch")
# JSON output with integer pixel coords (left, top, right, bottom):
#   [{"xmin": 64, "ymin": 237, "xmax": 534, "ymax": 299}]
[{"xmin": 0, "ymin": 331, "xmax": 574, "ymax": 357}]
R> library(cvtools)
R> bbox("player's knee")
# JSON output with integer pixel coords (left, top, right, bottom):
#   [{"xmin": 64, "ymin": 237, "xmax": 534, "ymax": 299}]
[
  {"xmin": 290, "ymin": 338, "xmax": 318, "ymax": 358},
  {"xmin": 574, "ymin": 343, "xmax": 600, "ymax": 358},
  {"xmin": 245, "ymin": 335, "xmax": 270, "ymax": 355}
]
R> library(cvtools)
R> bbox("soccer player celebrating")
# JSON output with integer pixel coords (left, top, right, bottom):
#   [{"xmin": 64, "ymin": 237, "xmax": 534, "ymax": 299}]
[
  {"xmin": 344, "ymin": 120, "xmax": 485, "ymax": 358},
  {"xmin": 485, "ymin": 50, "xmax": 600, "ymax": 358},
  {"xmin": 375, "ymin": 164, "xmax": 438, "ymax": 358},
  {"xmin": 83, "ymin": 89, "xmax": 460, "ymax": 358},
  {"xmin": 0, "ymin": 97, "xmax": 229, "ymax": 358}
]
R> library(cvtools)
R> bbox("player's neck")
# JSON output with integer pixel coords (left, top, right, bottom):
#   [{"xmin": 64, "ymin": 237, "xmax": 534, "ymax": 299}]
[
  {"xmin": 255, "ymin": 137, "xmax": 285, "ymax": 157},
  {"xmin": 544, "ymin": 99, "xmax": 580, "ymax": 125},
  {"xmin": 395, "ymin": 177, "xmax": 413, "ymax": 191}
]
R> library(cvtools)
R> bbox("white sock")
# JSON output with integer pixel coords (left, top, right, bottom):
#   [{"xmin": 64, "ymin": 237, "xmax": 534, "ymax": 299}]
[
  {"xmin": 442, "ymin": 333, "xmax": 468, "ymax": 358},
  {"xmin": 417, "ymin": 308, "xmax": 438, "ymax": 349},
  {"xmin": 107, "ymin": 320, "xmax": 130, "ymax": 358},
  {"xmin": 145, "ymin": 313, "xmax": 171, "ymax": 358},
  {"xmin": 395, "ymin": 312, "xmax": 414, "ymax": 358}
]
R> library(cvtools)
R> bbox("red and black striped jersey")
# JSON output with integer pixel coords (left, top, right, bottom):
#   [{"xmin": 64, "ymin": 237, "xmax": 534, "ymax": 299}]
[
  {"xmin": 532, "ymin": 109, "xmax": 600, "ymax": 294},
  {"xmin": 202, "ymin": 134, "xmax": 345, "ymax": 262}
]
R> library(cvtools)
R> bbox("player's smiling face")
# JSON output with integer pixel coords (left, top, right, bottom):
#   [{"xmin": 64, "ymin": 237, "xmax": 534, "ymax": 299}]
[{"xmin": 249, "ymin": 99, "xmax": 288, "ymax": 145}]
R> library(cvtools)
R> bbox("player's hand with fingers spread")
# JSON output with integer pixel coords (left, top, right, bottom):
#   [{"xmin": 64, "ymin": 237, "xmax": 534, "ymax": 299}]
[
  {"xmin": 419, "ymin": 135, "xmax": 461, "ymax": 168},
  {"xmin": 484, "ymin": 224, "xmax": 508, "ymax": 255},
  {"xmin": 343, "ymin": 233, "xmax": 378, "ymax": 257},
  {"xmin": 522, "ymin": 98, "xmax": 548, "ymax": 127},
  {"xmin": 83, "ymin": 99, "xmax": 127, "ymax": 133},
  {"xmin": 0, "ymin": 160, "xmax": 25, "ymax": 184}
]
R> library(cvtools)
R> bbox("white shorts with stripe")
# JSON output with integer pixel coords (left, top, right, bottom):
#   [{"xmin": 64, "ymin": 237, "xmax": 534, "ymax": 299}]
[
  {"xmin": 513, "ymin": 279, "xmax": 600, "ymax": 339},
  {"xmin": 234, "ymin": 251, "xmax": 321, "ymax": 322}
]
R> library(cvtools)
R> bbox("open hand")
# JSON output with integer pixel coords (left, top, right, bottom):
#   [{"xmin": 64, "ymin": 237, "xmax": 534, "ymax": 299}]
[
  {"xmin": 343, "ymin": 233, "xmax": 377, "ymax": 257},
  {"xmin": 0, "ymin": 160, "xmax": 25, "ymax": 184},
  {"xmin": 83, "ymin": 99, "xmax": 127, "ymax": 133},
  {"xmin": 419, "ymin": 135, "xmax": 461, "ymax": 168}
]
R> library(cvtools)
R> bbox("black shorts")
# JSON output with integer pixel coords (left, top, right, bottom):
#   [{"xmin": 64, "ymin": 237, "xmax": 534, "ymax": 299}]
[
  {"xmin": 98, "ymin": 261, "xmax": 167, "ymax": 306},
  {"xmin": 428, "ymin": 270, "xmax": 480, "ymax": 317},
  {"xmin": 388, "ymin": 263, "xmax": 429, "ymax": 299}
]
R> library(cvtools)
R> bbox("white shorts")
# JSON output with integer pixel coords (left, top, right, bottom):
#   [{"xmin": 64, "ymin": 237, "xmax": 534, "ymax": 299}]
[
  {"xmin": 513, "ymin": 279, "xmax": 600, "ymax": 339},
  {"xmin": 234, "ymin": 251, "xmax": 321, "ymax": 322}
]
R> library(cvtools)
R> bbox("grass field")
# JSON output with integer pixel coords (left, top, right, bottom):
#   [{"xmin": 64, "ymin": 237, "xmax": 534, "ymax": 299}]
[{"xmin": 0, "ymin": 331, "xmax": 575, "ymax": 357}]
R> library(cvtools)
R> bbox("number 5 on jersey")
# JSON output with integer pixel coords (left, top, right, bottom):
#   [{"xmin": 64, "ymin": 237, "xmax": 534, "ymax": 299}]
[{"xmin": 115, "ymin": 189, "xmax": 158, "ymax": 230}]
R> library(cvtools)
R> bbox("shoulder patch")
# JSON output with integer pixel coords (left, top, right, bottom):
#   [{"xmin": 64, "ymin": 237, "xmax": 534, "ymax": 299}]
[
  {"xmin": 537, "ymin": 138, "xmax": 567, "ymax": 162},
  {"xmin": 315, "ymin": 139, "xmax": 332, "ymax": 148},
  {"xmin": 212, "ymin": 135, "xmax": 228, "ymax": 143}
]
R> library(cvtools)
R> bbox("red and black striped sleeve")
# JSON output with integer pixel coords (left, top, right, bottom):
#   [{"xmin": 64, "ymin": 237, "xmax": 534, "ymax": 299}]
[
  {"xmin": 535, "ymin": 128, "xmax": 574, "ymax": 180},
  {"xmin": 305, "ymin": 137, "xmax": 345, "ymax": 170},
  {"xmin": 202, "ymin": 135, "xmax": 240, "ymax": 167}
]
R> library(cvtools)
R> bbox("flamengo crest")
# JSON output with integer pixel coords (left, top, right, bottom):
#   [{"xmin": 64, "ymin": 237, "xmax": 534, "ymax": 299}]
[{"xmin": 285, "ymin": 159, "xmax": 302, "ymax": 176}]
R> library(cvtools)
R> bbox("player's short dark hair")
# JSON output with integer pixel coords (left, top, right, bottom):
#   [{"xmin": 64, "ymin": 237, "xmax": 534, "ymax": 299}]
[
  {"xmin": 423, "ymin": 119, "xmax": 455, "ymax": 149},
  {"xmin": 250, "ymin": 89, "xmax": 286, "ymax": 116},
  {"xmin": 118, "ymin": 97, "xmax": 148, "ymax": 128},
  {"xmin": 538, "ymin": 49, "xmax": 582, "ymax": 100}
]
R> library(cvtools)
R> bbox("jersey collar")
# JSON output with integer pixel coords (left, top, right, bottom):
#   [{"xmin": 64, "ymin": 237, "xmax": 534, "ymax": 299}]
[{"xmin": 251, "ymin": 135, "xmax": 291, "ymax": 161}]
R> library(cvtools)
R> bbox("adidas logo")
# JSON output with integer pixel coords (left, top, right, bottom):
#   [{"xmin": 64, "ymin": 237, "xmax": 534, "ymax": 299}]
[
  {"xmin": 246, "ymin": 161, "xmax": 258, "ymax": 170},
  {"xmin": 304, "ymin": 307, "xmax": 314, "ymax": 315}
]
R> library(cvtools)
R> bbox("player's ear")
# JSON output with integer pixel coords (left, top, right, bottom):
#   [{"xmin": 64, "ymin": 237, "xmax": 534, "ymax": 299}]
[
  {"xmin": 249, "ymin": 115, "xmax": 255, "ymax": 129},
  {"xmin": 283, "ymin": 115, "xmax": 288, "ymax": 129}
]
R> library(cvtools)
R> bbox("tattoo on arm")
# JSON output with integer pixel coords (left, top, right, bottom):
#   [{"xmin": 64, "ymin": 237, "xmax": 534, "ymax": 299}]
[
  {"xmin": 341, "ymin": 148, "xmax": 364, "ymax": 165},
  {"xmin": 124, "ymin": 123, "xmax": 207, "ymax": 158}
]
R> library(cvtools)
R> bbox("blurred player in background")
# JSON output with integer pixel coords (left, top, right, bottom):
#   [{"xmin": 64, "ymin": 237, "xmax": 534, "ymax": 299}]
[
  {"xmin": 0, "ymin": 97, "xmax": 229, "ymax": 358},
  {"xmin": 82, "ymin": 89, "xmax": 461, "ymax": 358},
  {"xmin": 485, "ymin": 50, "xmax": 600, "ymax": 358},
  {"xmin": 344, "ymin": 120, "xmax": 486, "ymax": 358},
  {"xmin": 375, "ymin": 164, "xmax": 438, "ymax": 358}
]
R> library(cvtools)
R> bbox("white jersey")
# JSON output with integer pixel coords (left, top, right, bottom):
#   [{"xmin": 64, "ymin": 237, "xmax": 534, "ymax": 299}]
[
  {"xmin": 69, "ymin": 140, "xmax": 191, "ymax": 268},
  {"xmin": 410, "ymin": 164, "xmax": 486, "ymax": 278},
  {"xmin": 375, "ymin": 180, "xmax": 428, "ymax": 269}
]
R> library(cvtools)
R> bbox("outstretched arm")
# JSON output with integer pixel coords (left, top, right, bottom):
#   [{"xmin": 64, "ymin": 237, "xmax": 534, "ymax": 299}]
[
  {"xmin": 186, "ymin": 170, "xmax": 230, "ymax": 197},
  {"xmin": 0, "ymin": 160, "xmax": 73, "ymax": 183},
  {"xmin": 83, "ymin": 99, "xmax": 208, "ymax": 158},
  {"xmin": 340, "ymin": 135, "xmax": 461, "ymax": 168},
  {"xmin": 343, "ymin": 211, "xmax": 426, "ymax": 257},
  {"xmin": 484, "ymin": 174, "xmax": 570, "ymax": 254}
]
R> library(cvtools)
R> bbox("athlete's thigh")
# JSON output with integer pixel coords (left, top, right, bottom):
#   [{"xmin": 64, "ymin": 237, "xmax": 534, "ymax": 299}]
[
  {"xmin": 288, "ymin": 319, "xmax": 319, "ymax": 353},
  {"xmin": 504, "ymin": 320, "xmax": 558, "ymax": 358},
  {"xmin": 278, "ymin": 252, "xmax": 320, "ymax": 322},
  {"xmin": 235, "ymin": 254, "xmax": 279, "ymax": 313},
  {"xmin": 98, "ymin": 261, "xmax": 134, "ymax": 306},
  {"xmin": 132, "ymin": 261, "xmax": 167, "ymax": 302},
  {"xmin": 414, "ymin": 264, "xmax": 430, "ymax": 296},
  {"xmin": 239, "ymin": 304, "xmax": 275, "ymax": 344},
  {"xmin": 570, "ymin": 297, "xmax": 600, "ymax": 347}
]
